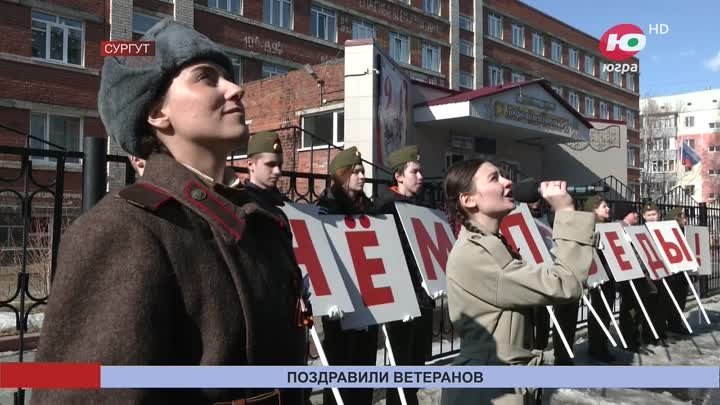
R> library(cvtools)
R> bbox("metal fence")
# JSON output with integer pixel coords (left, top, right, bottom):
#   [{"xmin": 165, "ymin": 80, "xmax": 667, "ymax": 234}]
[{"xmin": 2, "ymin": 139, "xmax": 720, "ymax": 402}]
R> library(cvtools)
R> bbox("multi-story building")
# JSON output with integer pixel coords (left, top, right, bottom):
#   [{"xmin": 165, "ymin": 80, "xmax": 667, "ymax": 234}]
[
  {"xmin": 0, "ymin": 0, "xmax": 640, "ymax": 192},
  {"xmin": 641, "ymin": 89, "xmax": 720, "ymax": 203}
]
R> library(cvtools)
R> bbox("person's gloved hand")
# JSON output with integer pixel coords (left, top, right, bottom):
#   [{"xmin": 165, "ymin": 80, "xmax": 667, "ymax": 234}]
[{"xmin": 327, "ymin": 305, "xmax": 343, "ymax": 320}]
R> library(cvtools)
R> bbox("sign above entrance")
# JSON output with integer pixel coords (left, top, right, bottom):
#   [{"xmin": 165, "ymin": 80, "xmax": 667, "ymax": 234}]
[
  {"xmin": 566, "ymin": 125, "xmax": 621, "ymax": 152},
  {"xmin": 493, "ymin": 101, "xmax": 579, "ymax": 139}
]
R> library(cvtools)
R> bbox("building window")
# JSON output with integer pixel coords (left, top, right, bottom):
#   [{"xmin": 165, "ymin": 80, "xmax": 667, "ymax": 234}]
[
  {"xmin": 599, "ymin": 102, "xmax": 609, "ymax": 119},
  {"xmin": 709, "ymin": 145, "xmax": 720, "ymax": 152},
  {"xmin": 613, "ymin": 71, "xmax": 622, "ymax": 85},
  {"xmin": 230, "ymin": 55, "xmax": 242, "ymax": 84},
  {"xmin": 32, "ymin": 11, "xmax": 83, "ymax": 66},
  {"xmin": 568, "ymin": 48, "xmax": 579, "ymax": 69},
  {"xmin": 132, "ymin": 13, "xmax": 161, "ymax": 35},
  {"xmin": 301, "ymin": 110, "xmax": 344, "ymax": 148},
  {"xmin": 459, "ymin": 15, "xmax": 473, "ymax": 32},
  {"xmin": 423, "ymin": 0, "xmax": 440, "ymax": 15},
  {"xmin": 685, "ymin": 139, "xmax": 696, "ymax": 149},
  {"xmin": 459, "ymin": 39, "xmax": 473, "ymax": 57},
  {"xmin": 488, "ymin": 65, "xmax": 503, "ymax": 86},
  {"xmin": 710, "ymin": 122, "xmax": 720, "ymax": 130},
  {"xmin": 551, "ymin": 85, "xmax": 562, "ymax": 96},
  {"xmin": 30, "ymin": 112, "xmax": 82, "ymax": 164},
  {"xmin": 487, "ymin": 14, "xmax": 502, "ymax": 39},
  {"xmin": 264, "ymin": 0, "xmax": 292, "ymax": 29},
  {"xmin": 600, "ymin": 62, "xmax": 609, "ymax": 80},
  {"xmin": 531, "ymin": 33, "xmax": 544, "ymax": 55},
  {"xmin": 311, "ymin": 5, "xmax": 336, "ymax": 41},
  {"xmin": 584, "ymin": 96, "xmax": 595, "ymax": 117},
  {"xmin": 626, "ymin": 73, "xmax": 635, "ymax": 91},
  {"xmin": 584, "ymin": 55, "xmax": 595, "ymax": 75},
  {"xmin": 422, "ymin": 42, "xmax": 441, "ymax": 72},
  {"xmin": 685, "ymin": 185, "xmax": 695, "ymax": 196},
  {"xmin": 627, "ymin": 146, "xmax": 637, "ymax": 167},
  {"xmin": 709, "ymin": 169, "xmax": 720, "ymax": 176},
  {"xmin": 460, "ymin": 71, "xmax": 473, "ymax": 89},
  {"xmin": 626, "ymin": 110, "xmax": 635, "ymax": 128},
  {"xmin": 390, "ymin": 32, "xmax": 410, "ymax": 64},
  {"xmin": 568, "ymin": 91, "xmax": 579, "ymax": 110},
  {"xmin": 208, "ymin": 0, "xmax": 241, "ymax": 13},
  {"xmin": 262, "ymin": 62, "xmax": 289, "ymax": 78},
  {"xmin": 511, "ymin": 24, "xmax": 524, "ymax": 47},
  {"xmin": 511, "ymin": 72, "xmax": 525, "ymax": 83},
  {"xmin": 551, "ymin": 41, "xmax": 562, "ymax": 62},
  {"xmin": 613, "ymin": 105, "xmax": 622, "ymax": 121},
  {"xmin": 352, "ymin": 19, "xmax": 375, "ymax": 39},
  {"xmin": 685, "ymin": 116, "xmax": 695, "ymax": 127}
]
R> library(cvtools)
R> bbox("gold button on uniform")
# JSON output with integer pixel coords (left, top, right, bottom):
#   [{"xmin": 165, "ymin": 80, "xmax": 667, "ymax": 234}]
[{"xmin": 191, "ymin": 188, "xmax": 207, "ymax": 201}]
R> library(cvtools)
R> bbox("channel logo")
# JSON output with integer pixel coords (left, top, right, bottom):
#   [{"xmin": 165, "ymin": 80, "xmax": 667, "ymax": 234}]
[{"xmin": 599, "ymin": 24, "xmax": 646, "ymax": 62}]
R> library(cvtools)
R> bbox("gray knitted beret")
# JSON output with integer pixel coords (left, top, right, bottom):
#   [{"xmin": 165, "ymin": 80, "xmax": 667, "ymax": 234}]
[{"xmin": 98, "ymin": 18, "xmax": 234, "ymax": 158}]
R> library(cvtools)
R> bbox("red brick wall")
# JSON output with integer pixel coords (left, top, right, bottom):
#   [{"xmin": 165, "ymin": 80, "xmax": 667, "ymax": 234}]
[
  {"xmin": 195, "ymin": 9, "xmax": 341, "ymax": 66},
  {"xmin": 44, "ymin": 0, "xmax": 107, "ymax": 14},
  {"xmin": 0, "ymin": 3, "xmax": 31, "ymax": 56},
  {"xmin": 293, "ymin": 0, "xmax": 311, "ymax": 35},
  {"xmin": 460, "ymin": 55, "xmax": 473, "ymax": 73},
  {"xmin": 0, "ymin": 107, "xmax": 29, "ymax": 151},
  {"xmin": 484, "ymin": 41, "xmax": 637, "ymax": 108},
  {"xmin": 460, "ymin": 30, "xmax": 473, "ymax": 42},
  {"xmin": 459, "ymin": 0, "xmax": 473, "ymax": 15},
  {"xmin": 134, "ymin": 0, "xmax": 173, "ymax": 15},
  {"xmin": 486, "ymin": 0, "xmax": 639, "ymax": 67},
  {"xmin": 0, "ymin": 60, "xmax": 99, "ymax": 110}
]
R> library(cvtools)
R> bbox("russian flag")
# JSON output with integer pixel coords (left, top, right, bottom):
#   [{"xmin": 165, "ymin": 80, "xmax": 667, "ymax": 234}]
[{"xmin": 681, "ymin": 140, "xmax": 701, "ymax": 169}]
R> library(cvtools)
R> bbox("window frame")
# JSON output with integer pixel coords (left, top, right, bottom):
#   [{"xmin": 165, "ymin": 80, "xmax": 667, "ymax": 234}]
[
  {"xmin": 584, "ymin": 55, "xmax": 595, "ymax": 75},
  {"xmin": 262, "ymin": 62, "xmax": 289, "ymax": 78},
  {"xmin": 511, "ymin": 24, "xmax": 524, "ymax": 48},
  {"xmin": 311, "ymin": 4, "xmax": 336, "ymax": 42},
  {"xmin": 264, "ymin": 0, "xmax": 293, "ymax": 29},
  {"xmin": 423, "ymin": 0, "xmax": 440, "ymax": 16},
  {"xmin": 459, "ymin": 39, "xmax": 473, "ymax": 57},
  {"xmin": 685, "ymin": 116, "xmax": 695, "ymax": 127},
  {"xmin": 300, "ymin": 110, "xmax": 345, "ymax": 149},
  {"xmin": 626, "ymin": 73, "xmax": 635, "ymax": 91},
  {"xmin": 31, "ymin": 10, "xmax": 85, "ymax": 66},
  {"xmin": 389, "ymin": 32, "xmax": 410, "ymax": 64},
  {"xmin": 568, "ymin": 48, "xmax": 579, "ymax": 69},
  {"xmin": 487, "ymin": 14, "xmax": 502, "ymax": 39},
  {"xmin": 421, "ymin": 41, "xmax": 441, "ymax": 72},
  {"xmin": 208, "ymin": 0, "xmax": 242, "ymax": 14},
  {"xmin": 459, "ymin": 15, "xmax": 473, "ymax": 32},
  {"xmin": 599, "ymin": 101, "xmax": 609, "ymax": 119},
  {"xmin": 459, "ymin": 71, "xmax": 474, "ymax": 89},
  {"xmin": 352, "ymin": 18, "xmax": 375, "ymax": 39},
  {"xmin": 584, "ymin": 96, "xmax": 595, "ymax": 116},
  {"xmin": 551, "ymin": 40, "xmax": 562, "ymax": 63},
  {"xmin": 488, "ymin": 65, "xmax": 503, "ymax": 86},
  {"xmin": 613, "ymin": 105, "xmax": 622, "ymax": 121},
  {"xmin": 511, "ymin": 72, "xmax": 525, "ymax": 83},
  {"xmin": 29, "ymin": 111, "xmax": 84, "ymax": 166},
  {"xmin": 531, "ymin": 32, "xmax": 544, "ymax": 56},
  {"xmin": 568, "ymin": 91, "xmax": 579, "ymax": 110}
]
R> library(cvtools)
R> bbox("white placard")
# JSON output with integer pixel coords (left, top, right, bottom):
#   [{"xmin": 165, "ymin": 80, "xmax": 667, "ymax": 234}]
[
  {"xmin": 499, "ymin": 204, "xmax": 554, "ymax": 266},
  {"xmin": 596, "ymin": 222, "xmax": 645, "ymax": 282},
  {"xmin": 645, "ymin": 221, "xmax": 699, "ymax": 273},
  {"xmin": 281, "ymin": 203, "xmax": 355, "ymax": 317},
  {"xmin": 625, "ymin": 225, "xmax": 673, "ymax": 280},
  {"xmin": 322, "ymin": 214, "xmax": 421, "ymax": 330},
  {"xmin": 394, "ymin": 202, "xmax": 453, "ymax": 298},
  {"xmin": 587, "ymin": 250, "xmax": 612, "ymax": 287},
  {"xmin": 685, "ymin": 225, "xmax": 712, "ymax": 276}
]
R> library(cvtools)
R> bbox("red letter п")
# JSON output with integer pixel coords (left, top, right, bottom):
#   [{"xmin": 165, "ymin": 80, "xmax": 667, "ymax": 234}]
[
  {"xmin": 346, "ymin": 231, "xmax": 394, "ymax": 306},
  {"xmin": 411, "ymin": 218, "xmax": 452, "ymax": 280},
  {"xmin": 606, "ymin": 231, "xmax": 632, "ymax": 271},
  {"xmin": 289, "ymin": 219, "xmax": 331, "ymax": 296},
  {"xmin": 500, "ymin": 213, "xmax": 543, "ymax": 263}
]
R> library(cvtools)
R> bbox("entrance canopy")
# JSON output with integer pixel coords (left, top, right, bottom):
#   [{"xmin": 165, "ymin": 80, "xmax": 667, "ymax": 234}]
[{"xmin": 414, "ymin": 79, "xmax": 593, "ymax": 144}]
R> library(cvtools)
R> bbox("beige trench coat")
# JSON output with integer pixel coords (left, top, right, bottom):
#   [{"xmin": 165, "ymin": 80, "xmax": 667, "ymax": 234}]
[{"xmin": 441, "ymin": 210, "xmax": 596, "ymax": 405}]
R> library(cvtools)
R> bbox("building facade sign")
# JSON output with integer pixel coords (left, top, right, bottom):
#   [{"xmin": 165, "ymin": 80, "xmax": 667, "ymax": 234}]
[
  {"xmin": 566, "ymin": 125, "xmax": 621, "ymax": 152},
  {"xmin": 493, "ymin": 101, "xmax": 579, "ymax": 139}
]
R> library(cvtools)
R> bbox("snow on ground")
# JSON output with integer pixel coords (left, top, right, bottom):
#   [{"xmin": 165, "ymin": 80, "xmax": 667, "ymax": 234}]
[{"xmin": 0, "ymin": 312, "xmax": 43, "ymax": 335}]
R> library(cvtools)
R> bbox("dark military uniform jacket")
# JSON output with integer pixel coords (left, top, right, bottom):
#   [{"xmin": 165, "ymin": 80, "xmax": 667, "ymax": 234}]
[
  {"xmin": 243, "ymin": 180, "xmax": 292, "ymax": 241},
  {"xmin": 31, "ymin": 153, "xmax": 306, "ymax": 405},
  {"xmin": 375, "ymin": 187, "xmax": 435, "ymax": 310}
]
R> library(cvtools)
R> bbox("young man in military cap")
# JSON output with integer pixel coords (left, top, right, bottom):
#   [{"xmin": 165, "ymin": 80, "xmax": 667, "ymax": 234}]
[
  {"xmin": 641, "ymin": 202, "xmax": 669, "ymax": 345},
  {"xmin": 584, "ymin": 195, "xmax": 617, "ymax": 363},
  {"xmin": 245, "ymin": 131, "xmax": 292, "ymax": 239},
  {"xmin": 375, "ymin": 145, "xmax": 433, "ymax": 405},
  {"xmin": 615, "ymin": 202, "xmax": 656, "ymax": 353},
  {"xmin": 32, "ymin": 19, "xmax": 307, "ymax": 405}
]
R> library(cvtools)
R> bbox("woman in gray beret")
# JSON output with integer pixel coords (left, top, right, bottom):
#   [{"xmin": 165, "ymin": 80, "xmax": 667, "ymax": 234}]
[{"xmin": 31, "ymin": 18, "xmax": 308, "ymax": 405}]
